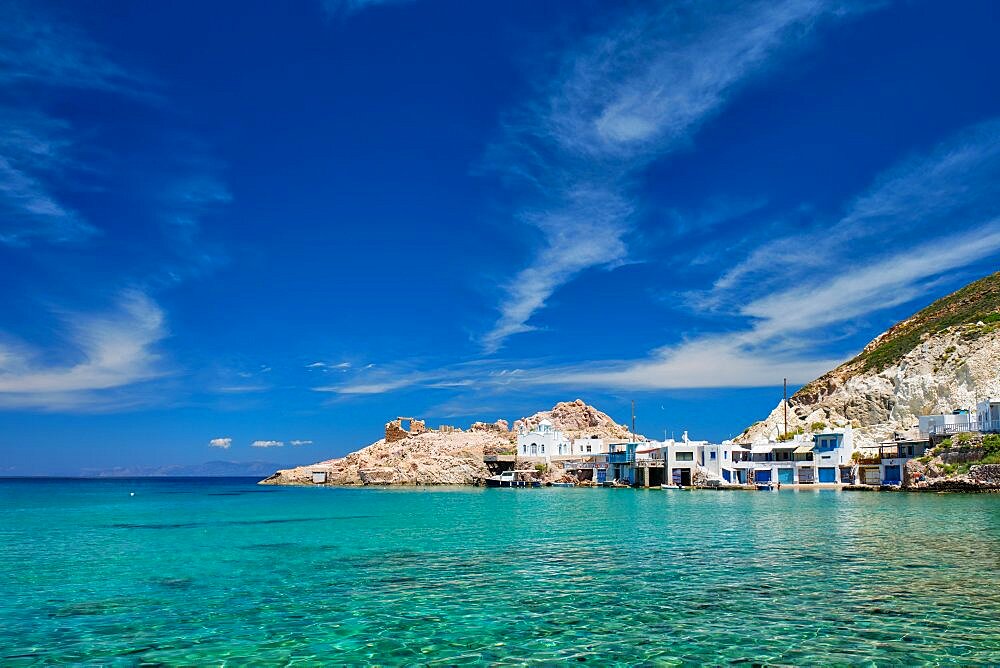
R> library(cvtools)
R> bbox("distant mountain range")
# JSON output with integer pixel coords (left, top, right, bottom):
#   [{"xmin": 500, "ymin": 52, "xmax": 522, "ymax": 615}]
[{"xmin": 80, "ymin": 460, "xmax": 282, "ymax": 478}]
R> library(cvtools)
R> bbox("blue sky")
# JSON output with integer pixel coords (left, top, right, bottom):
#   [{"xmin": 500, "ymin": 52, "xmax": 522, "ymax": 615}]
[{"xmin": 1, "ymin": 0, "xmax": 999, "ymax": 475}]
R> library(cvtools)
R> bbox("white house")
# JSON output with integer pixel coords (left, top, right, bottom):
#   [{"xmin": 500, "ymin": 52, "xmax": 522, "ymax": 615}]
[
  {"xmin": 516, "ymin": 419, "xmax": 570, "ymax": 459},
  {"xmin": 662, "ymin": 432, "xmax": 707, "ymax": 486},
  {"xmin": 635, "ymin": 432, "xmax": 742, "ymax": 486},
  {"xmin": 977, "ymin": 399, "xmax": 1000, "ymax": 433},
  {"xmin": 572, "ymin": 437, "xmax": 607, "ymax": 456},
  {"xmin": 700, "ymin": 440, "xmax": 745, "ymax": 485},
  {"xmin": 736, "ymin": 427, "xmax": 856, "ymax": 486},
  {"xmin": 918, "ymin": 410, "xmax": 974, "ymax": 436}
]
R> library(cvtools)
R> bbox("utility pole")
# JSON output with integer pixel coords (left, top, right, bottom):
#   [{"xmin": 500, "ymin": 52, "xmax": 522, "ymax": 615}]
[
  {"xmin": 631, "ymin": 400, "xmax": 636, "ymax": 443},
  {"xmin": 783, "ymin": 378, "xmax": 788, "ymax": 437}
]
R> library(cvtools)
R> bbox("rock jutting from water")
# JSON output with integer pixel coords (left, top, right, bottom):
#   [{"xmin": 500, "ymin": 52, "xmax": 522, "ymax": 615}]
[{"xmin": 259, "ymin": 400, "xmax": 633, "ymax": 486}]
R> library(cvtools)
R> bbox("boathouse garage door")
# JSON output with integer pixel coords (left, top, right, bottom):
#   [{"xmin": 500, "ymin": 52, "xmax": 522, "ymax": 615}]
[
  {"xmin": 754, "ymin": 470, "xmax": 772, "ymax": 483},
  {"xmin": 818, "ymin": 467, "xmax": 837, "ymax": 483},
  {"xmin": 778, "ymin": 468, "xmax": 795, "ymax": 484},
  {"xmin": 883, "ymin": 465, "xmax": 901, "ymax": 484}
]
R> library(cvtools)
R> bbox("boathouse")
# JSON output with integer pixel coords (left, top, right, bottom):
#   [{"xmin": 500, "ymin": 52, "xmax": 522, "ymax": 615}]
[{"xmin": 738, "ymin": 427, "xmax": 856, "ymax": 486}]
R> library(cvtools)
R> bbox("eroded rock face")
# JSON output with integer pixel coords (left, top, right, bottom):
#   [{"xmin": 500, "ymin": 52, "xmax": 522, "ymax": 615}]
[
  {"xmin": 740, "ymin": 328, "xmax": 1000, "ymax": 449},
  {"xmin": 513, "ymin": 399, "xmax": 637, "ymax": 441},
  {"xmin": 260, "ymin": 430, "xmax": 508, "ymax": 486}
]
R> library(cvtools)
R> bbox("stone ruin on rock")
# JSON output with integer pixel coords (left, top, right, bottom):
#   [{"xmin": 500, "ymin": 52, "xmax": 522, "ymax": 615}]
[{"xmin": 384, "ymin": 417, "xmax": 429, "ymax": 443}]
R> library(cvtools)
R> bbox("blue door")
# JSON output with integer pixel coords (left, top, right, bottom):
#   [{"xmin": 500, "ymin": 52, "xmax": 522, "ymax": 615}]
[
  {"xmin": 883, "ymin": 465, "xmax": 901, "ymax": 484},
  {"xmin": 722, "ymin": 470, "xmax": 731, "ymax": 482},
  {"xmin": 778, "ymin": 468, "xmax": 795, "ymax": 484},
  {"xmin": 818, "ymin": 467, "xmax": 836, "ymax": 483},
  {"xmin": 754, "ymin": 470, "xmax": 771, "ymax": 483},
  {"xmin": 596, "ymin": 469, "xmax": 607, "ymax": 483}
]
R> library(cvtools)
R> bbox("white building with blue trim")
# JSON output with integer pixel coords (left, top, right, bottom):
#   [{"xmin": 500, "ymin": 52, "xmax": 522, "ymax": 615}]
[
  {"xmin": 735, "ymin": 427, "xmax": 856, "ymax": 486},
  {"xmin": 516, "ymin": 419, "xmax": 570, "ymax": 459}
]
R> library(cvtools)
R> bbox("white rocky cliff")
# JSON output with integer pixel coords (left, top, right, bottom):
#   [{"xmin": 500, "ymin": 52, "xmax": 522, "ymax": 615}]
[{"xmin": 742, "ymin": 271, "xmax": 1000, "ymax": 447}]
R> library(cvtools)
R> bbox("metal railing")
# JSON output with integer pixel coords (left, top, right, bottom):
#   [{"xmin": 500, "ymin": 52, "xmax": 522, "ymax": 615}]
[{"xmin": 925, "ymin": 419, "xmax": 1000, "ymax": 436}]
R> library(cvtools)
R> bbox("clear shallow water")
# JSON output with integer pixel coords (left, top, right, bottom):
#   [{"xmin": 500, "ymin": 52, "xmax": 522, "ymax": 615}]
[{"xmin": 1, "ymin": 479, "xmax": 999, "ymax": 665}]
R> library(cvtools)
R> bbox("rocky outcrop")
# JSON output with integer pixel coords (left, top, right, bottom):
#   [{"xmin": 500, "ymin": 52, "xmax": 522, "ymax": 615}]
[
  {"xmin": 259, "ymin": 430, "xmax": 509, "ymax": 486},
  {"xmin": 900, "ymin": 434, "xmax": 1000, "ymax": 491},
  {"xmin": 470, "ymin": 419, "xmax": 510, "ymax": 434},
  {"xmin": 740, "ymin": 271, "xmax": 1000, "ymax": 449},
  {"xmin": 260, "ymin": 400, "xmax": 629, "ymax": 487},
  {"xmin": 513, "ymin": 399, "xmax": 638, "ymax": 441}
]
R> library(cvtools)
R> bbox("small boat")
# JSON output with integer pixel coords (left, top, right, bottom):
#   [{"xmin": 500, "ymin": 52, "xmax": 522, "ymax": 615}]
[
  {"xmin": 485, "ymin": 470, "xmax": 537, "ymax": 488},
  {"xmin": 660, "ymin": 484, "xmax": 689, "ymax": 490},
  {"xmin": 550, "ymin": 482, "xmax": 575, "ymax": 488},
  {"xmin": 755, "ymin": 482, "xmax": 776, "ymax": 491}
]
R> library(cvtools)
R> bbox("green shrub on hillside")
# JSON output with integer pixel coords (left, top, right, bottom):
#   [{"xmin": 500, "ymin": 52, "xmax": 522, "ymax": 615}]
[
  {"xmin": 777, "ymin": 427, "xmax": 804, "ymax": 442},
  {"xmin": 809, "ymin": 421, "xmax": 827, "ymax": 432},
  {"xmin": 851, "ymin": 271, "xmax": 1000, "ymax": 372}
]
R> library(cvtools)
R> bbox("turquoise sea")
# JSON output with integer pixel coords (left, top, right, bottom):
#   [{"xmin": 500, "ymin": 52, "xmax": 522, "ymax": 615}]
[{"xmin": 2, "ymin": 479, "xmax": 1000, "ymax": 665}]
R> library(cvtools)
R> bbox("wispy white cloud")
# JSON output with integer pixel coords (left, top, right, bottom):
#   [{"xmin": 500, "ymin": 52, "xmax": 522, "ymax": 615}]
[
  {"xmin": 0, "ymin": 290, "xmax": 169, "ymax": 409},
  {"xmin": 322, "ymin": 0, "xmax": 413, "ymax": 18},
  {"xmin": 251, "ymin": 440, "xmax": 284, "ymax": 448},
  {"xmin": 0, "ymin": 3, "xmax": 144, "ymax": 92},
  {"xmin": 318, "ymin": 117, "xmax": 1000, "ymax": 394},
  {"xmin": 215, "ymin": 385, "xmax": 269, "ymax": 394},
  {"xmin": 306, "ymin": 361, "xmax": 352, "ymax": 371},
  {"xmin": 535, "ymin": 120, "xmax": 1000, "ymax": 389},
  {"xmin": 315, "ymin": 377, "xmax": 420, "ymax": 395},
  {"xmin": 290, "ymin": 440, "xmax": 313, "ymax": 446},
  {"xmin": 0, "ymin": 4, "xmax": 150, "ymax": 246},
  {"xmin": 209, "ymin": 437, "xmax": 232, "ymax": 449},
  {"xmin": 482, "ymin": 0, "xmax": 855, "ymax": 352},
  {"xmin": 0, "ymin": 109, "xmax": 98, "ymax": 246},
  {"xmin": 160, "ymin": 172, "xmax": 231, "ymax": 241}
]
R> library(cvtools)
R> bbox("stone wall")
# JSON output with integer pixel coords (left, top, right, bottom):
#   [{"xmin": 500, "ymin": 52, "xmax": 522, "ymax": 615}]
[
  {"xmin": 385, "ymin": 419, "xmax": 409, "ymax": 443},
  {"xmin": 385, "ymin": 417, "xmax": 430, "ymax": 443},
  {"xmin": 970, "ymin": 464, "xmax": 1000, "ymax": 485}
]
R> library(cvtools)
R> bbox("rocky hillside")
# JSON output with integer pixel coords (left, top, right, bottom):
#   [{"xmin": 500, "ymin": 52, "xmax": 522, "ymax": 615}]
[
  {"xmin": 742, "ymin": 271, "xmax": 1000, "ymax": 447},
  {"xmin": 513, "ymin": 399, "xmax": 639, "ymax": 441},
  {"xmin": 259, "ymin": 399, "xmax": 633, "ymax": 486}
]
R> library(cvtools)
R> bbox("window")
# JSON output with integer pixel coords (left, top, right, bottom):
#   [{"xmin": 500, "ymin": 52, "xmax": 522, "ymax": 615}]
[
  {"xmin": 586, "ymin": 445, "xmax": 592, "ymax": 453},
  {"xmin": 724, "ymin": 451, "xmax": 729, "ymax": 460},
  {"xmin": 710, "ymin": 451, "xmax": 717, "ymax": 460},
  {"xmin": 541, "ymin": 444, "xmax": 545, "ymax": 454},
  {"xmin": 522, "ymin": 444, "xmax": 527, "ymax": 454},
  {"xmin": 531, "ymin": 443, "xmax": 537, "ymax": 455},
  {"xmin": 676, "ymin": 452, "xmax": 693, "ymax": 462}
]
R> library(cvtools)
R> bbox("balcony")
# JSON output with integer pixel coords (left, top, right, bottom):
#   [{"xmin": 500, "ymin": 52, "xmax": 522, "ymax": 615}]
[{"xmin": 924, "ymin": 419, "xmax": 1000, "ymax": 436}]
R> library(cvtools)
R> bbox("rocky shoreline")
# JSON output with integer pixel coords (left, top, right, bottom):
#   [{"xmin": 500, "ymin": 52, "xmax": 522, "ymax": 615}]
[{"xmin": 260, "ymin": 400, "xmax": 634, "ymax": 488}]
